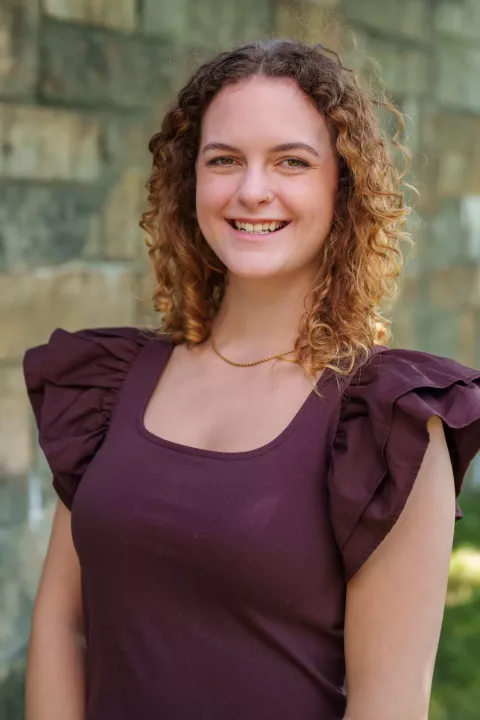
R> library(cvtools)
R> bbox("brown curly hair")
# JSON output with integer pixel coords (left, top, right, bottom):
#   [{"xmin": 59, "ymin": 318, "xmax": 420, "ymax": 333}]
[{"xmin": 140, "ymin": 38, "xmax": 413, "ymax": 382}]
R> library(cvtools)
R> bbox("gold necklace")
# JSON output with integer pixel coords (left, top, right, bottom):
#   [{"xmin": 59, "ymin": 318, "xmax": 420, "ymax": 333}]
[{"xmin": 210, "ymin": 334, "xmax": 296, "ymax": 367}]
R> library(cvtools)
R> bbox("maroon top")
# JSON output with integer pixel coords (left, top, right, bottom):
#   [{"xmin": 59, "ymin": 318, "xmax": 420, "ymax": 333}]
[{"xmin": 24, "ymin": 328, "xmax": 480, "ymax": 720}]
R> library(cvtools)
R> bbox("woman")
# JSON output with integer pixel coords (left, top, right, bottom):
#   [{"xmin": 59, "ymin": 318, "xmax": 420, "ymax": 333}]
[{"xmin": 23, "ymin": 39, "xmax": 480, "ymax": 720}]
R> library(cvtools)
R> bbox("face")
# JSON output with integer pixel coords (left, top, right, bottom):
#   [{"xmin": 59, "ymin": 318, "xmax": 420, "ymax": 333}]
[{"xmin": 195, "ymin": 76, "xmax": 339, "ymax": 284}]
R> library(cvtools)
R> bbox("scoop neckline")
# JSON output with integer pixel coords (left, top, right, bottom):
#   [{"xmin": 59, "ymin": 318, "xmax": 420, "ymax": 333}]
[{"xmin": 135, "ymin": 338, "xmax": 335, "ymax": 461}]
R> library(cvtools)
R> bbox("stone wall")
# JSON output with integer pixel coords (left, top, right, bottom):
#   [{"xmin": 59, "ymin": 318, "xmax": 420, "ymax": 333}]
[
  {"xmin": 1, "ymin": 0, "xmax": 480, "ymax": 713},
  {"xmin": 0, "ymin": 0, "xmax": 274, "ymax": 712}
]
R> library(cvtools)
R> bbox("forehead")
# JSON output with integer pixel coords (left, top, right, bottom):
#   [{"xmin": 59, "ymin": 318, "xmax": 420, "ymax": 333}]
[{"xmin": 200, "ymin": 76, "xmax": 330, "ymax": 147}]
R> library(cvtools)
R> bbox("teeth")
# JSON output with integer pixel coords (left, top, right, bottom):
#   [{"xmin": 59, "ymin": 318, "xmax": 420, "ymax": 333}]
[{"xmin": 232, "ymin": 220, "xmax": 286, "ymax": 233}]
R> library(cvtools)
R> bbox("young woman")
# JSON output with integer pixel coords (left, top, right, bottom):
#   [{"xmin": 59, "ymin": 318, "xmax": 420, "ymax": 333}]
[{"xmin": 23, "ymin": 39, "xmax": 480, "ymax": 720}]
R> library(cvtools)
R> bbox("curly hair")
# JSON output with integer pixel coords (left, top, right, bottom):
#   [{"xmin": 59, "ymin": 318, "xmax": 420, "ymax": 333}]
[{"xmin": 140, "ymin": 38, "xmax": 413, "ymax": 382}]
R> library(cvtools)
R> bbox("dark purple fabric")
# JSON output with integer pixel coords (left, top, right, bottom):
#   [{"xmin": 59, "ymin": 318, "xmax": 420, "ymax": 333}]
[{"xmin": 23, "ymin": 329, "xmax": 480, "ymax": 720}]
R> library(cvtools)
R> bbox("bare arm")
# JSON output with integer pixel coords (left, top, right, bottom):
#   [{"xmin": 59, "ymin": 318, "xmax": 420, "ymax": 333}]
[
  {"xmin": 343, "ymin": 416, "xmax": 456, "ymax": 720},
  {"xmin": 26, "ymin": 499, "xmax": 86, "ymax": 720}
]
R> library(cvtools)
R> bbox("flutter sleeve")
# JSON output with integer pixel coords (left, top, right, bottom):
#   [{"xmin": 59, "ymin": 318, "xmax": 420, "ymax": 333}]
[
  {"xmin": 328, "ymin": 348, "xmax": 480, "ymax": 581},
  {"xmin": 23, "ymin": 327, "xmax": 150, "ymax": 510}
]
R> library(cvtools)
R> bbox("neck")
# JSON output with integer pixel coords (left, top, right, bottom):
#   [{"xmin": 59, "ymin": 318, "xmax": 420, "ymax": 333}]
[{"xmin": 211, "ymin": 271, "xmax": 315, "ymax": 360}]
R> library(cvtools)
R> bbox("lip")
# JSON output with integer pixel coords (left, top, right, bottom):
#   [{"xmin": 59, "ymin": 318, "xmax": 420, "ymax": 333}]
[
  {"xmin": 225, "ymin": 218, "xmax": 291, "ymax": 241},
  {"xmin": 227, "ymin": 218, "xmax": 290, "ymax": 224}
]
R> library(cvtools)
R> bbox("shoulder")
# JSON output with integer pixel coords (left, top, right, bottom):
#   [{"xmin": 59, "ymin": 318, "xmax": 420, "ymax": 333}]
[
  {"xmin": 329, "ymin": 345, "xmax": 480, "ymax": 581},
  {"xmin": 348, "ymin": 344, "xmax": 479, "ymax": 393},
  {"xmin": 24, "ymin": 326, "xmax": 165, "ymax": 385},
  {"xmin": 337, "ymin": 344, "xmax": 480, "ymax": 431},
  {"xmin": 23, "ymin": 326, "xmax": 172, "ymax": 510}
]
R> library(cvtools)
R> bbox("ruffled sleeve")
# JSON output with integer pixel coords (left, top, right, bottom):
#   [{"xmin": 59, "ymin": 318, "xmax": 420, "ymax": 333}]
[
  {"xmin": 328, "ymin": 348, "xmax": 480, "ymax": 581},
  {"xmin": 23, "ymin": 327, "xmax": 151, "ymax": 510}
]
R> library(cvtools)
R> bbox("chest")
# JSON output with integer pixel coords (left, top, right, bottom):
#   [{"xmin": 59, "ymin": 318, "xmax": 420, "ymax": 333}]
[
  {"xmin": 71, "ymin": 341, "xmax": 345, "ymax": 630},
  {"xmin": 143, "ymin": 350, "xmax": 322, "ymax": 454},
  {"xmin": 73, "ymin": 393, "xmax": 343, "ymax": 621}
]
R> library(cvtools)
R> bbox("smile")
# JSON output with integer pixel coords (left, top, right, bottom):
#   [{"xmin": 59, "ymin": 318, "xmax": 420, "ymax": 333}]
[{"xmin": 227, "ymin": 219, "xmax": 291, "ymax": 234}]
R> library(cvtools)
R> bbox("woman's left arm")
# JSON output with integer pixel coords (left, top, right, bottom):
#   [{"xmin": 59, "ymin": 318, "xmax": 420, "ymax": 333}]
[{"xmin": 343, "ymin": 416, "xmax": 456, "ymax": 720}]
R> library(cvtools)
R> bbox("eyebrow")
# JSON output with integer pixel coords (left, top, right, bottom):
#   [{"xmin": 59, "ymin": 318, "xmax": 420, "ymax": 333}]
[{"xmin": 201, "ymin": 141, "xmax": 321, "ymax": 158}]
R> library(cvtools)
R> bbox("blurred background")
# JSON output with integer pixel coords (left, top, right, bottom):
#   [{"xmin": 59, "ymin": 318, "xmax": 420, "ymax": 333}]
[{"xmin": 0, "ymin": 0, "xmax": 479, "ymax": 717}]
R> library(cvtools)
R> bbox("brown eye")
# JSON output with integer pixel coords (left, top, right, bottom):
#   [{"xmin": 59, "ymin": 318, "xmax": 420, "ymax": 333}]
[
  {"xmin": 281, "ymin": 158, "xmax": 310, "ymax": 169},
  {"xmin": 207, "ymin": 156, "xmax": 237, "ymax": 167}
]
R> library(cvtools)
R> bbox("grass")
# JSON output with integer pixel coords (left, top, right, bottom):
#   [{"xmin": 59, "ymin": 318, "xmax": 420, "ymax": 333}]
[{"xmin": 430, "ymin": 492, "xmax": 480, "ymax": 720}]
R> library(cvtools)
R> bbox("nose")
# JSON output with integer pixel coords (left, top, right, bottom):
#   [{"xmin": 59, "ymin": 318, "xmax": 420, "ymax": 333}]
[{"xmin": 237, "ymin": 168, "xmax": 271, "ymax": 207}]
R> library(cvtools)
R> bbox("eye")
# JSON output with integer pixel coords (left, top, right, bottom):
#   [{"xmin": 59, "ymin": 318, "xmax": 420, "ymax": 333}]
[
  {"xmin": 281, "ymin": 157, "xmax": 311, "ymax": 170},
  {"xmin": 206, "ymin": 156, "xmax": 238, "ymax": 167}
]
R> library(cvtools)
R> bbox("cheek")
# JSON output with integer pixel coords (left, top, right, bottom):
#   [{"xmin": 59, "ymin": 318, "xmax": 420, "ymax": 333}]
[
  {"xmin": 196, "ymin": 170, "xmax": 233, "ymax": 217},
  {"xmin": 291, "ymin": 182, "xmax": 335, "ymax": 223},
  {"xmin": 308, "ymin": 172, "xmax": 338, "ymax": 223}
]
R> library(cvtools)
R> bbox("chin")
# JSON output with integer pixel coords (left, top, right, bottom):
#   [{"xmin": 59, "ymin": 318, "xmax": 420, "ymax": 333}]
[{"xmin": 223, "ymin": 259, "xmax": 287, "ymax": 281}]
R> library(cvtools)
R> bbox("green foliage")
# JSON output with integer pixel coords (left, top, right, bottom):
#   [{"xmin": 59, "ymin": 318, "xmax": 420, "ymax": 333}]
[
  {"xmin": 430, "ymin": 492, "xmax": 480, "ymax": 720},
  {"xmin": 0, "ymin": 658, "xmax": 25, "ymax": 720}
]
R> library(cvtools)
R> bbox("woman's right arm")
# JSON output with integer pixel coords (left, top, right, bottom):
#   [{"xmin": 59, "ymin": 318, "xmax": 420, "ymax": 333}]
[{"xmin": 26, "ymin": 499, "xmax": 86, "ymax": 720}]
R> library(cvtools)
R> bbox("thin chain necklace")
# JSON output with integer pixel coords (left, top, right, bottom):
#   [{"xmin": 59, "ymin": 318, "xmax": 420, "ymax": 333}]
[{"xmin": 210, "ymin": 333, "xmax": 297, "ymax": 368}]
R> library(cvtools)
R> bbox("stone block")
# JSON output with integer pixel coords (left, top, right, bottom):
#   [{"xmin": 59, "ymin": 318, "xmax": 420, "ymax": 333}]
[
  {"xmin": 390, "ymin": 276, "xmax": 421, "ymax": 349},
  {"xmin": 458, "ymin": 310, "xmax": 476, "ymax": 368},
  {"xmin": 275, "ymin": 0, "xmax": 341, "ymax": 45},
  {"xmin": 437, "ymin": 150, "xmax": 468, "ymax": 198},
  {"xmin": 413, "ymin": 305, "xmax": 460, "ymax": 357},
  {"xmin": 405, "ymin": 208, "xmax": 425, "ymax": 252},
  {"xmin": 397, "ymin": 275, "xmax": 422, "ymax": 310},
  {"xmin": 239, "ymin": 0, "xmax": 283, "ymax": 45},
  {"xmin": 308, "ymin": 0, "xmax": 340, "ymax": 7},
  {"xmin": 188, "ymin": 0, "xmax": 240, "ymax": 49},
  {"xmin": 0, "ymin": 105, "xmax": 101, "ymax": 181},
  {"xmin": 0, "ymin": 474, "xmax": 28, "ymax": 527},
  {"xmin": 434, "ymin": 111, "xmax": 475, "ymax": 198},
  {"xmin": 400, "ymin": 98, "xmax": 422, "ymax": 154},
  {"xmin": 40, "ymin": 20, "xmax": 174, "ymax": 109},
  {"xmin": 434, "ymin": 108, "xmax": 473, "ymax": 152},
  {"xmin": 18, "ymin": 499, "xmax": 56, "ymax": 597},
  {"xmin": 408, "ymin": 155, "xmax": 436, "ymax": 216},
  {"xmin": 474, "ymin": 266, "xmax": 480, "ymax": 308},
  {"xmin": 390, "ymin": 309, "xmax": 414, "ymax": 349},
  {"xmin": 142, "ymin": 0, "xmax": 273, "ymax": 49},
  {"xmin": 404, "ymin": 214, "xmax": 432, "ymax": 276},
  {"xmin": 141, "ymin": 0, "xmax": 189, "ymax": 39},
  {"xmin": 436, "ymin": 0, "xmax": 480, "ymax": 42},
  {"xmin": 0, "ymin": 367, "xmax": 32, "ymax": 476},
  {"xmin": 466, "ymin": 118, "xmax": 480, "ymax": 196},
  {"xmin": 0, "ymin": 234, "xmax": 5, "ymax": 270},
  {"xmin": 0, "ymin": 506, "xmax": 54, "ymax": 667},
  {"xmin": 363, "ymin": 38, "xmax": 430, "ymax": 97},
  {"xmin": 102, "ymin": 166, "xmax": 147, "ymax": 260},
  {"xmin": 0, "ymin": 0, "xmax": 38, "ymax": 98},
  {"xmin": 43, "ymin": 0, "xmax": 136, "ymax": 31},
  {"xmin": 462, "ymin": 197, "xmax": 480, "ymax": 262},
  {"xmin": 428, "ymin": 266, "xmax": 478, "ymax": 311},
  {"xmin": 476, "ymin": 314, "xmax": 480, "ymax": 368},
  {"xmin": 438, "ymin": 44, "xmax": 480, "ymax": 113},
  {"xmin": 0, "ymin": 521, "xmax": 34, "ymax": 658},
  {"xmin": 0, "ymin": 266, "xmax": 137, "ymax": 360},
  {"xmin": 136, "ymin": 262, "xmax": 160, "ymax": 328},
  {"xmin": 0, "ymin": 185, "xmax": 105, "ymax": 271},
  {"xmin": 30, "ymin": 451, "xmax": 57, "ymax": 518},
  {"xmin": 346, "ymin": 33, "xmax": 430, "ymax": 96},
  {"xmin": 101, "ymin": 119, "xmax": 150, "ymax": 171},
  {"xmin": 342, "ymin": 0, "xmax": 429, "ymax": 42},
  {"xmin": 429, "ymin": 200, "xmax": 470, "ymax": 269}
]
